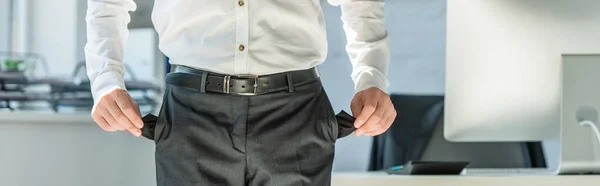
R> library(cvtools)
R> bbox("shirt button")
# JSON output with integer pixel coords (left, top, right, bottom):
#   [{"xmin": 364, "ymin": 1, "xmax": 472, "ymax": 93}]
[
  {"xmin": 238, "ymin": 0, "xmax": 245, "ymax": 6},
  {"xmin": 238, "ymin": 45, "xmax": 245, "ymax": 51}
]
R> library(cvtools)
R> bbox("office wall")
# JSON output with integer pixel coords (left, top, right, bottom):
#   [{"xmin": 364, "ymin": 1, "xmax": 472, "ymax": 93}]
[
  {"xmin": 321, "ymin": 0, "xmax": 447, "ymax": 171},
  {"xmin": 0, "ymin": 0, "xmax": 9, "ymax": 51},
  {"xmin": 27, "ymin": 0, "xmax": 157, "ymax": 79},
  {"xmin": 76, "ymin": 0, "xmax": 87, "ymax": 63},
  {"xmin": 28, "ymin": 0, "xmax": 78, "ymax": 76}
]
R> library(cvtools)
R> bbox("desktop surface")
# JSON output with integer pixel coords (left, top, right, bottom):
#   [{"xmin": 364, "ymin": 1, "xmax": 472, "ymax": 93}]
[{"xmin": 332, "ymin": 172, "xmax": 599, "ymax": 186}]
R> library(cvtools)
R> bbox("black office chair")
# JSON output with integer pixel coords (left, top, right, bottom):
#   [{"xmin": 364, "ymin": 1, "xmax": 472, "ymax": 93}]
[{"xmin": 368, "ymin": 95, "xmax": 546, "ymax": 171}]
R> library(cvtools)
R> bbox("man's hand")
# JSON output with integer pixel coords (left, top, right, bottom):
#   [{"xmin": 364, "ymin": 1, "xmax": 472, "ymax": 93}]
[
  {"xmin": 350, "ymin": 87, "xmax": 396, "ymax": 136},
  {"xmin": 91, "ymin": 88, "xmax": 144, "ymax": 137}
]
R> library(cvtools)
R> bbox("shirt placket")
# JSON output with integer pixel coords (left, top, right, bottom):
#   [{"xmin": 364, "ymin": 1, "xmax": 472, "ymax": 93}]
[{"xmin": 234, "ymin": 0, "xmax": 250, "ymax": 75}]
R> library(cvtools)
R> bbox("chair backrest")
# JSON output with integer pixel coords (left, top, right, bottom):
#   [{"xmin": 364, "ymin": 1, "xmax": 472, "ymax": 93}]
[
  {"xmin": 368, "ymin": 95, "xmax": 445, "ymax": 170},
  {"xmin": 368, "ymin": 95, "xmax": 546, "ymax": 170},
  {"xmin": 420, "ymin": 113, "xmax": 546, "ymax": 168}
]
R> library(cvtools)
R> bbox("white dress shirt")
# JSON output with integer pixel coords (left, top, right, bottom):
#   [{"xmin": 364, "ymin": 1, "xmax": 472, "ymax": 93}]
[{"xmin": 85, "ymin": 0, "xmax": 390, "ymax": 101}]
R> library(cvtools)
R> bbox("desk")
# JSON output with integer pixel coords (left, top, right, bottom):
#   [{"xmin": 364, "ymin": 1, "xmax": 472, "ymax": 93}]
[
  {"xmin": 0, "ymin": 71, "xmax": 26, "ymax": 81},
  {"xmin": 0, "ymin": 113, "xmax": 157, "ymax": 186},
  {"xmin": 331, "ymin": 172, "xmax": 599, "ymax": 186},
  {"xmin": 0, "ymin": 72, "xmax": 160, "ymax": 111}
]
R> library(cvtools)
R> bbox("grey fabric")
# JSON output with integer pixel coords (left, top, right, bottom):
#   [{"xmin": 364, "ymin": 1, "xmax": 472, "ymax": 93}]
[{"xmin": 151, "ymin": 77, "xmax": 337, "ymax": 186}]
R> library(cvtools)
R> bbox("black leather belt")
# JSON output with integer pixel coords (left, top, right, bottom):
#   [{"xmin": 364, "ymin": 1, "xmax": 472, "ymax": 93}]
[{"xmin": 166, "ymin": 65, "xmax": 320, "ymax": 95}]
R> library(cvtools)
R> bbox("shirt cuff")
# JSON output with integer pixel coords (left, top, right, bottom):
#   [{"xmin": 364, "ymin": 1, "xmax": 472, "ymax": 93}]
[
  {"xmin": 353, "ymin": 68, "xmax": 390, "ymax": 94},
  {"xmin": 90, "ymin": 70, "xmax": 127, "ymax": 103}
]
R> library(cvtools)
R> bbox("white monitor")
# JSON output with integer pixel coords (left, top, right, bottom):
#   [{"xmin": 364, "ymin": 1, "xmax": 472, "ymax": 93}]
[{"xmin": 445, "ymin": 0, "xmax": 600, "ymax": 142}]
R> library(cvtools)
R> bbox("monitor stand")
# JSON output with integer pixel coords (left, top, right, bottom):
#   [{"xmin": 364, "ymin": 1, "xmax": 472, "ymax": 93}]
[{"xmin": 557, "ymin": 54, "xmax": 600, "ymax": 174}]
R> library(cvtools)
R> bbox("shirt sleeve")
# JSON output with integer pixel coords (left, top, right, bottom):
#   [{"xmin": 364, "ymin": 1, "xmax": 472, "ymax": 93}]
[
  {"xmin": 328, "ymin": 0, "xmax": 391, "ymax": 93},
  {"xmin": 85, "ymin": 0, "xmax": 137, "ymax": 102}
]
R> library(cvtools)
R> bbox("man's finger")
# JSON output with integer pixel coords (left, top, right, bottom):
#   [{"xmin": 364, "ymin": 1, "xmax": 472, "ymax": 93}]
[
  {"xmin": 131, "ymin": 100, "xmax": 142, "ymax": 118},
  {"xmin": 93, "ymin": 114, "xmax": 116, "ymax": 132},
  {"xmin": 350, "ymin": 99, "xmax": 363, "ymax": 118},
  {"xmin": 102, "ymin": 111, "xmax": 125, "ymax": 131},
  {"xmin": 96, "ymin": 104, "xmax": 125, "ymax": 131},
  {"xmin": 387, "ymin": 109, "xmax": 397, "ymax": 127},
  {"xmin": 365, "ymin": 107, "xmax": 396, "ymax": 136},
  {"xmin": 364, "ymin": 128, "xmax": 386, "ymax": 136},
  {"xmin": 356, "ymin": 106, "xmax": 386, "ymax": 135},
  {"xmin": 354, "ymin": 102, "xmax": 377, "ymax": 129},
  {"xmin": 106, "ymin": 100, "xmax": 141, "ymax": 137},
  {"xmin": 364, "ymin": 115, "xmax": 391, "ymax": 136},
  {"xmin": 113, "ymin": 94, "xmax": 143, "ymax": 129},
  {"xmin": 358, "ymin": 122, "xmax": 384, "ymax": 136}
]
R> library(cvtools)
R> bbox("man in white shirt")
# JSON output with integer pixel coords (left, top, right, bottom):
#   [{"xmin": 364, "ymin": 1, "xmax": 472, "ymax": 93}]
[{"xmin": 86, "ymin": 0, "xmax": 396, "ymax": 185}]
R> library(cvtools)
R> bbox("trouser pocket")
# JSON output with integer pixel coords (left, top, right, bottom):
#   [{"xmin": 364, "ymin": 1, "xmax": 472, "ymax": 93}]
[
  {"xmin": 335, "ymin": 110, "xmax": 356, "ymax": 139},
  {"xmin": 141, "ymin": 114, "xmax": 158, "ymax": 141},
  {"xmin": 140, "ymin": 86, "xmax": 172, "ymax": 142}
]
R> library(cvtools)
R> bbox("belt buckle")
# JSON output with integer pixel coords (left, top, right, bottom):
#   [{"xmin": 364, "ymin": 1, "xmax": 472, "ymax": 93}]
[
  {"xmin": 225, "ymin": 74, "xmax": 259, "ymax": 95},
  {"xmin": 223, "ymin": 75, "xmax": 232, "ymax": 94}
]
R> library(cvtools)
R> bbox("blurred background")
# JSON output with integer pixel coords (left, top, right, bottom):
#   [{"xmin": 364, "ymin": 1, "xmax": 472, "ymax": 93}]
[{"xmin": 0, "ymin": 0, "xmax": 447, "ymax": 185}]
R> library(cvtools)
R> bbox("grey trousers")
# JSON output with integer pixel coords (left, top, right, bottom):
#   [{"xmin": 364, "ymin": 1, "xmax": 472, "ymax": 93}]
[{"xmin": 151, "ymin": 78, "xmax": 338, "ymax": 186}]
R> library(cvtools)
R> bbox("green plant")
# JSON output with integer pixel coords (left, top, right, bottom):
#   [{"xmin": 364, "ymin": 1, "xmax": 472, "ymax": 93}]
[{"xmin": 3, "ymin": 59, "xmax": 25, "ymax": 71}]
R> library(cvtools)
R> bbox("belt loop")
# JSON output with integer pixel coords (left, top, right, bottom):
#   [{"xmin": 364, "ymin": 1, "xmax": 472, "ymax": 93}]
[
  {"xmin": 200, "ymin": 72, "xmax": 208, "ymax": 93},
  {"xmin": 286, "ymin": 73, "xmax": 294, "ymax": 93}
]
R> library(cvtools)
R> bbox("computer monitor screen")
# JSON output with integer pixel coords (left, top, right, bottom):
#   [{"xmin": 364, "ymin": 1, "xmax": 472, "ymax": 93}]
[{"xmin": 445, "ymin": 0, "xmax": 600, "ymax": 141}]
